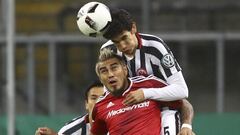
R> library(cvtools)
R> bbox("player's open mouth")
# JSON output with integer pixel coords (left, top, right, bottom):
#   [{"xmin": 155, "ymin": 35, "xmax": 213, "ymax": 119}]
[
  {"xmin": 123, "ymin": 49, "xmax": 130, "ymax": 53},
  {"xmin": 109, "ymin": 80, "xmax": 117, "ymax": 85}
]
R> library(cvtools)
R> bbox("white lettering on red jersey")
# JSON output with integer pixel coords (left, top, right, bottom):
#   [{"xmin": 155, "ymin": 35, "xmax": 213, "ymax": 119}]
[{"xmin": 91, "ymin": 76, "xmax": 168, "ymax": 135}]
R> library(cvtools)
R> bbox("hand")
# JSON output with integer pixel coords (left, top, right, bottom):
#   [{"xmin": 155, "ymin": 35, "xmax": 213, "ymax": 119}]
[
  {"xmin": 123, "ymin": 90, "xmax": 145, "ymax": 106},
  {"xmin": 177, "ymin": 127, "xmax": 196, "ymax": 135},
  {"xmin": 35, "ymin": 127, "xmax": 57, "ymax": 135}
]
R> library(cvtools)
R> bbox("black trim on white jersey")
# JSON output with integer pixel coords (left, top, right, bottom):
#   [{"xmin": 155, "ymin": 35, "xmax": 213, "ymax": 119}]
[
  {"xmin": 141, "ymin": 45, "xmax": 174, "ymax": 78},
  {"xmin": 140, "ymin": 34, "xmax": 172, "ymax": 55},
  {"xmin": 62, "ymin": 121, "xmax": 86, "ymax": 135},
  {"xmin": 150, "ymin": 60, "xmax": 166, "ymax": 80},
  {"xmin": 175, "ymin": 111, "xmax": 181, "ymax": 135},
  {"xmin": 58, "ymin": 114, "xmax": 89, "ymax": 135},
  {"xmin": 128, "ymin": 56, "xmax": 137, "ymax": 77},
  {"xmin": 140, "ymin": 50, "xmax": 146, "ymax": 70}
]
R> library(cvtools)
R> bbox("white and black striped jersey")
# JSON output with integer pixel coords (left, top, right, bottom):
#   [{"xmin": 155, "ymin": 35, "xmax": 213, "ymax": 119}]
[
  {"xmin": 101, "ymin": 33, "xmax": 188, "ymax": 101},
  {"xmin": 101, "ymin": 33, "xmax": 181, "ymax": 82},
  {"xmin": 58, "ymin": 114, "xmax": 90, "ymax": 135}
]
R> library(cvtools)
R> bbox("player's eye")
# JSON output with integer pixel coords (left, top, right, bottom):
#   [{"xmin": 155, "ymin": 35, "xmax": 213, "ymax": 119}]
[
  {"xmin": 111, "ymin": 65, "xmax": 119, "ymax": 71},
  {"xmin": 91, "ymin": 97, "xmax": 97, "ymax": 100},
  {"xmin": 99, "ymin": 69, "xmax": 107, "ymax": 74},
  {"xmin": 112, "ymin": 40, "xmax": 120, "ymax": 44}
]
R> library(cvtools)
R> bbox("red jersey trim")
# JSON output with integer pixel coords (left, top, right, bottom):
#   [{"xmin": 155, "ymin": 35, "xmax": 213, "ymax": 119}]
[{"xmin": 136, "ymin": 32, "xmax": 142, "ymax": 49}]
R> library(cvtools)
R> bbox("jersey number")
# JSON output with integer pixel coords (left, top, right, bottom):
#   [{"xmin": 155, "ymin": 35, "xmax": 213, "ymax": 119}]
[{"xmin": 164, "ymin": 126, "xmax": 170, "ymax": 135}]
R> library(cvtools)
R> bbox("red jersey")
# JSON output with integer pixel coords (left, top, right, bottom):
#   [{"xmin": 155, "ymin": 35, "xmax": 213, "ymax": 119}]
[{"xmin": 91, "ymin": 76, "xmax": 177, "ymax": 135}]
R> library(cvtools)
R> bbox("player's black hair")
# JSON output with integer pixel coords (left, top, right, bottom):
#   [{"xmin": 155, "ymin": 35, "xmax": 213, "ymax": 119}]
[
  {"xmin": 84, "ymin": 80, "xmax": 103, "ymax": 101},
  {"xmin": 103, "ymin": 8, "xmax": 134, "ymax": 39}
]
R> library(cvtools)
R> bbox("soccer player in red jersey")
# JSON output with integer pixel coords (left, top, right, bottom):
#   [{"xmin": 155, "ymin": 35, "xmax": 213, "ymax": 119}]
[{"xmin": 91, "ymin": 48, "xmax": 182, "ymax": 135}]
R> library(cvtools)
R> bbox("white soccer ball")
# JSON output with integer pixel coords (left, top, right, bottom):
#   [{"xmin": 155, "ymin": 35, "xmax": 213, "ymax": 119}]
[{"xmin": 77, "ymin": 2, "xmax": 112, "ymax": 37}]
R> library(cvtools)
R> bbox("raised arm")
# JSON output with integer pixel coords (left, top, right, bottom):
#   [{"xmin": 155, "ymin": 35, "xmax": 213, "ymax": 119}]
[
  {"xmin": 142, "ymin": 72, "xmax": 188, "ymax": 101},
  {"xmin": 123, "ymin": 72, "xmax": 188, "ymax": 106}
]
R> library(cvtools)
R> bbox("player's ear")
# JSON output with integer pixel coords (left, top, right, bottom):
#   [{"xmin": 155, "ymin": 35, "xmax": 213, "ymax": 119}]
[
  {"xmin": 123, "ymin": 65, "xmax": 128, "ymax": 76},
  {"xmin": 98, "ymin": 76, "xmax": 104, "ymax": 84},
  {"xmin": 85, "ymin": 100, "xmax": 89, "ymax": 111}
]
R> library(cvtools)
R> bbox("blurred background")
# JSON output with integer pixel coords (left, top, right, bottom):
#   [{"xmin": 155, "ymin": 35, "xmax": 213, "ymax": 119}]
[{"xmin": 0, "ymin": 0, "xmax": 240, "ymax": 134}]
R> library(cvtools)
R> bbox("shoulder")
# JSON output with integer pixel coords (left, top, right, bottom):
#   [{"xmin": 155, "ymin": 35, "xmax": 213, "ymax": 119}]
[
  {"xmin": 94, "ymin": 91, "xmax": 113, "ymax": 111},
  {"xmin": 139, "ymin": 33, "xmax": 169, "ymax": 54},
  {"xmin": 101, "ymin": 40, "xmax": 114, "ymax": 50},
  {"xmin": 96, "ymin": 90, "xmax": 110, "ymax": 104},
  {"xmin": 100, "ymin": 40, "xmax": 119, "ymax": 54},
  {"xmin": 131, "ymin": 75, "xmax": 168, "ymax": 88},
  {"xmin": 139, "ymin": 33, "xmax": 165, "ymax": 44},
  {"xmin": 92, "ymin": 92, "xmax": 112, "ymax": 121},
  {"xmin": 139, "ymin": 33, "xmax": 166, "ymax": 47},
  {"xmin": 58, "ymin": 114, "xmax": 88, "ymax": 134}
]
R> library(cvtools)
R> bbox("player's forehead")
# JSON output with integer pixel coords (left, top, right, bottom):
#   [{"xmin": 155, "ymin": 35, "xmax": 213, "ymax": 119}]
[
  {"xmin": 98, "ymin": 58, "xmax": 121, "ymax": 69},
  {"xmin": 111, "ymin": 30, "xmax": 130, "ymax": 42},
  {"xmin": 88, "ymin": 86, "xmax": 104, "ymax": 97}
]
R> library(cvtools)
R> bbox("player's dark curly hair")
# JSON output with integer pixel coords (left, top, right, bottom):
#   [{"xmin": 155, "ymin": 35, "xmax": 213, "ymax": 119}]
[{"xmin": 103, "ymin": 8, "xmax": 135, "ymax": 39}]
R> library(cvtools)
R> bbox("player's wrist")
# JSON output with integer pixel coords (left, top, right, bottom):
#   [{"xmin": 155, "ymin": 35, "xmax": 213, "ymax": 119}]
[{"xmin": 181, "ymin": 123, "xmax": 192, "ymax": 130}]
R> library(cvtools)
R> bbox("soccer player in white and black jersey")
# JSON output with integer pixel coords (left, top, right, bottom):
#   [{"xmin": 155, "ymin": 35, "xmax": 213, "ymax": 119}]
[
  {"xmin": 35, "ymin": 81, "xmax": 104, "ymax": 135},
  {"xmin": 100, "ymin": 8, "xmax": 194, "ymax": 135}
]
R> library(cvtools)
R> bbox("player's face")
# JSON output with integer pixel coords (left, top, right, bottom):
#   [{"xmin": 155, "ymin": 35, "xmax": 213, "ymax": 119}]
[
  {"xmin": 111, "ymin": 24, "xmax": 138, "ymax": 57},
  {"xmin": 98, "ymin": 58, "xmax": 129, "ymax": 96},
  {"xmin": 85, "ymin": 86, "xmax": 104, "ymax": 113}
]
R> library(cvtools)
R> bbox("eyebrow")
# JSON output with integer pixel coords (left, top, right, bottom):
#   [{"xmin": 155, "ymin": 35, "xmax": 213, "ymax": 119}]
[
  {"xmin": 110, "ymin": 63, "xmax": 119, "ymax": 67},
  {"xmin": 99, "ymin": 66, "xmax": 106, "ymax": 71},
  {"xmin": 112, "ymin": 35, "xmax": 128, "ymax": 43},
  {"xmin": 90, "ymin": 95, "xmax": 99, "ymax": 98},
  {"xmin": 99, "ymin": 62, "xmax": 119, "ymax": 71}
]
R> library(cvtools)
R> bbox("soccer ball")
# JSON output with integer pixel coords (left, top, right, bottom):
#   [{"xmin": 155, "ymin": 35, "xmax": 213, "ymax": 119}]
[{"xmin": 77, "ymin": 2, "xmax": 112, "ymax": 37}]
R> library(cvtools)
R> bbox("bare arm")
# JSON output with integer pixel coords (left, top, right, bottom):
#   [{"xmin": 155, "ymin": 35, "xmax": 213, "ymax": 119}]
[
  {"xmin": 181, "ymin": 99, "xmax": 194, "ymax": 124},
  {"xmin": 178, "ymin": 99, "xmax": 195, "ymax": 135}
]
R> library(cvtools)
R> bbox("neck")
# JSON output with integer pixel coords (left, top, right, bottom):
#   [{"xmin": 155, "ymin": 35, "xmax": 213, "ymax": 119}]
[{"xmin": 112, "ymin": 79, "xmax": 130, "ymax": 97}]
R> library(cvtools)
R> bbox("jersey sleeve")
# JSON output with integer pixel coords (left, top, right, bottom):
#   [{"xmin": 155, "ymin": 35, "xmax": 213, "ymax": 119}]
[
  {"xmin": 143, "ymin": 72, "xmax": 188, "ymax": 101},
  {"xmin": 146, "ymin": 39, "xmax": 181, "ymax": 78},
  {"xmin": 101, "ymin": 40, "xmax": 116, "ymax": 51},
  {"xmin": 58, "ymin": 114, "xmax": 87, "ymax": 134},
  {"xmin": 91, "ymin": 106, "xmax": 108, "ymax": 134}
]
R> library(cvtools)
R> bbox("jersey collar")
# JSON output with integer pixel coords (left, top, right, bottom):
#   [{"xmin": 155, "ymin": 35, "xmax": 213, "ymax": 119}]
[
  {"xmin": 136, "ymin": 32, "xmax": 142, "ymax": 49},
  {"xmin": 85, "ymin": 114, "xmax": 89, "ymax": 123},
  {"xmin": 122, "ymin": 78, "xmax": 133, "ymax": 96},
  {"xmin": 103, "ymin": 79, "xmax": 133, "ymax": 97}
]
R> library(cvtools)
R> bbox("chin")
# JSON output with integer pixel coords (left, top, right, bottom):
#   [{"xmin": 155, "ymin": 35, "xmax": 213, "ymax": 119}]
[{"xmin": 112, "ymin": 89, "xmax": 123, "ymax": 97}]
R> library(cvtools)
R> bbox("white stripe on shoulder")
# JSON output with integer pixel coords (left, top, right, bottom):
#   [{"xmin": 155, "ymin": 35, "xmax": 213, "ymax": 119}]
[
  {"xmin": 130, "ymin": 76, "xmax": 147, "ymax": 82},
  {"xmin": 146, "ymin": 75, "xmax": 168, "ymax": 85},
  {"xmin": 131, "ymin": 75, "xmax": 168, "ymax": 85},
  {"xmin": 101, "ymin": 40, "xmax": 114, "ymax": 49},
  {"xmin": 140, "ymin": 33, "xmax": 164, "ymax": 42}
]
